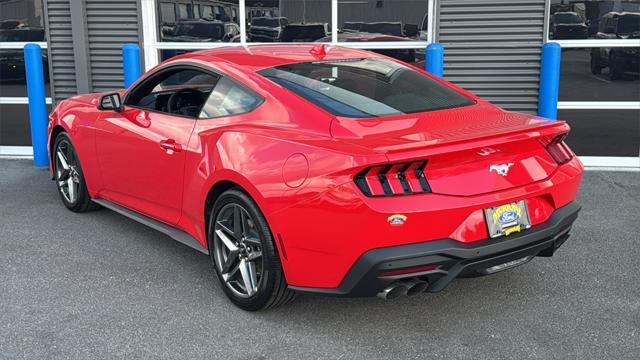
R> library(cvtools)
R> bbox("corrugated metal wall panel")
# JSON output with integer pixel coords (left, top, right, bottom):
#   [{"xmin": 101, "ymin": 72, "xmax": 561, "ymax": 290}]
[
  {"xmin": 85, "ymin": 0, "xmax": 141, "ymax": 93},
  {"xmin": 438, "ymin": 0, "xmax": 545, "ymax": 114},
  {"xmin": 45, "ymin": 0, "xmax": 77, "ymax": 102}
]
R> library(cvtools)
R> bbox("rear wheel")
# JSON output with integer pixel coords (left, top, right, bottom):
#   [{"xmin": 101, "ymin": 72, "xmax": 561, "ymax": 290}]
[
  {"xmin": 52, "ymin": 133, "xmax": 97, "ymax": 212},
  {"xmin": 208, "ymin": 189, "xmax": 296, "ymax": 310}
]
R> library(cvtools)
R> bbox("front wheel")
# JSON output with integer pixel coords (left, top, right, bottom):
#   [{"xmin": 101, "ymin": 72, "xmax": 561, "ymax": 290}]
[
  {"xmin": 208, "ymin": 189, "xmax": 296, "ymax": 310},
  {"xmin": 52, "ymin": 132, "xmax": 97, "ymax": 212}
]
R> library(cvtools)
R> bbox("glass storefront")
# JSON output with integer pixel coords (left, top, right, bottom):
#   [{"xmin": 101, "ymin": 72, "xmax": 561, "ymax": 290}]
[
  {"xmin": 548, "ymin": 1, "xmax": 640, "ymax": 162},
  {"xmin": 560, "ymin": 47, "xmax": 639, "ymax": 101},
  {"xmin": 0, "ymin": 0, "xmax": 45, "ymax": 42},
  {"xmin": 0, "ymin": 0, "xmax": 48, "ymax": 148},
  {"xmin": 157, "ymin": 0, "xmax": 241, "ymax": 43},
  {"xmin": 548, "ymin": 0, "xmax": 640, "ymax": 40},
  {"xmin": 247, "ymin": 0, "xmax": 331, "ymax": 43},
  {"xmin": 560, "ymin": 109, "xmax": 640, "ymax": 157}
]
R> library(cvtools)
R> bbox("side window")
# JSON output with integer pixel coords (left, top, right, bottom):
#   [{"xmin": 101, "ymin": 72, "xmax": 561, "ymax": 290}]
[
  {"xmin": 126, "ymin": 67, "xmax": 218, "ymax": 118},
  {"xmin": 199, "ymin": 77, "xmax": 263, "ymax": 118}
]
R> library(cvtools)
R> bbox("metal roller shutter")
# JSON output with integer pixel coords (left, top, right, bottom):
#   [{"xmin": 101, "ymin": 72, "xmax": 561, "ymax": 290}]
[
  {"xmin": 437, "ymin": 0, "xmax": 545, "ymax": 114},
  {"xmin": 85, "ymin": 0, "xmax": 142, "ymax": 93},
  {"xmin": 44, "ymin": 0, "xmax": 77, "ymax": 102}
]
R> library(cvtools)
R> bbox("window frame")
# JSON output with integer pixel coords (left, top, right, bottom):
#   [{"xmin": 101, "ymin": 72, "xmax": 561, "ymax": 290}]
[
  {"xmin": 140, "ymin": 0, "xmax": 436, "ymax": 71},
  {"xmin": 123, "ymin": 62, "xmax": 263, "ymax": 120},
  {"xmin": 0, "ymin": 0, "xmax": 51, "ymax": 151},
  {"xmin": 544, "ymin": 0, "xmax": 640, "ymax": 167},
  {"xmin": 124, "ymin": 63, "xmax": 220, "ymax": 119}
]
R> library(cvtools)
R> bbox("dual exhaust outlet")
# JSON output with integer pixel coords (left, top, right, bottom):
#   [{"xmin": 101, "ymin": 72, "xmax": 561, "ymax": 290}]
[{"xmin": 377, "ymin": 278, "xmax": 429, "ymax": 300}]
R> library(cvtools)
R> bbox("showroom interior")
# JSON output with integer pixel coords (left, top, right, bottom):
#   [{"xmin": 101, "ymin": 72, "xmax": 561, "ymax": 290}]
[{"xmin": 0, "ymin": 0, "xmax": 639, "ymax": 168}]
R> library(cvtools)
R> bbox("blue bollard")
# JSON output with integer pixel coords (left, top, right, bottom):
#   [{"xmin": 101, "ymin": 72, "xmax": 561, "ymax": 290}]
[
  {"xmin": 538, "ymin": 42, "xmax": 562, "ymax": 120},
  {"xmin": 122, "ymin": 43, "xmax": 141, "ymax": 88},
  {"xmin": 425, "ymin": 43, "xmax": 444, "ymax": 78},
  {"xmin": 23, "ymin": 44, "xmax": 49, "ymax": 167}
]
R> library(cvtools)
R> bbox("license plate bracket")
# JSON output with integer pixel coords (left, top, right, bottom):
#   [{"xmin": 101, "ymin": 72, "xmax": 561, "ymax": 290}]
[{"xmin": 484, "ymin": 200, "xmax": 531, "ymax": 238}]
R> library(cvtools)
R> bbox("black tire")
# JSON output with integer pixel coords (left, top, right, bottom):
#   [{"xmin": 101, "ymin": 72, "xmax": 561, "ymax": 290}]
[
  {"xmin": 590, "ymin": 53, "xmax": 602, "ymax": 75},
  {"xmin": 609, "ymin": 52, "xmax": 623, "ymax": 80},
  {"xmin": 52, "ymin": 132, "xmax": 98, "ymax": 213},
  {"xmin": 208, "ymin": 188, "xmax": 296, "ymax": 311}
]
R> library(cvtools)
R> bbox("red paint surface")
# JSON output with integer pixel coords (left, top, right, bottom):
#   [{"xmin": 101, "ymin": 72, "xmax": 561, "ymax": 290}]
[{"xmin": 47, "ymin": 45, "xmax": 583, "ymax": 289}]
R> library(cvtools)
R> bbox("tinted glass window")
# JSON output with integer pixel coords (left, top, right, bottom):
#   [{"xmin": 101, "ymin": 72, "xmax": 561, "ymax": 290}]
[
  {"xmin": 559, "ymin": 109, "xmax": 640, "ymax": 157},
  {"xmin": 247, "ymin": 0, "xmax": 331, "ymax": 43},
  {"xmin": 548, "ymin": 1, "xmax": 640, "ymax": 40},
  {"xmin": 560, "ymin": 48, "xmax": 639, "ymax": 101},
  {"xmin": 158, "ymin": 0, "xmax": 240, "ymax": 43},
  {"xmin": 0, "ymin": 49, "xmax": 50, "ymax": 97},
  {"xmin": 0, "ymin": 0, "xmax": 45, "ymax": 42},
  {"xmin": 0, "ymin": 104, "xmax": 51, "ymax": 146},
  {"xmin": 259, "ymin": 58, "xmax": 474, "ymax": 118},
  {"xmin": 337, "ymin": 0, "xmax": 428, "ymax": 64},
  {"xmin": 127, "ymin": 68, "xmax": 218, "ymax": 118},
  {"xmin": 200, "ymin": 77, "xmax": 262, "ymax": 118}
]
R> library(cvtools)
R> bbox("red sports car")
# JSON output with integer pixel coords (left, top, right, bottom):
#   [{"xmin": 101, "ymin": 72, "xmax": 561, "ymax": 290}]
[{"xmin": 47, "ymin": 44, "xmax": 583, "ymax": 311}]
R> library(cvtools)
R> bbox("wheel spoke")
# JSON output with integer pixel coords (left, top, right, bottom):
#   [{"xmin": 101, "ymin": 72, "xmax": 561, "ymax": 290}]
[
  {"xmin": 216, "ymin": 221, "xmax": 236, "ymax": 240},
  {"xmin": 243, "ymin": 236, "xmax": 261, "ymax": 246},
  {"xmin": 221, "ymin": 250, "xmax": 239, "ymax": 274},
  {"xmin": 67, "ymin": 178, "xmax": 76, "ymax": 202},
  {"xmin": 239, "ymin": 259, "xmax": 257, "ymax": 296},
  {"xmin": 246, "ymin": 250, "xmax": 262, "ymax": 261},
  {"xmin": 215, "ymin": 229, "xmax": 238, "ymax": 252},
  {"xmin": 65, "ymin": 144, "xmax": 74, "ymax": 166},
  {"xmin": 233, "ymin": 205, "xmax": 243, "ymax": 239},
  {"xmin": 58, "ymin": 169, "xmax": 71, "ymax": 182},
  {"xmin": 56, "ymin": 150, "xmax": 69, "ymax": 170},
  {"xmin": 222, "ymin": 261, "xmax": 240, "ymax": 282}
]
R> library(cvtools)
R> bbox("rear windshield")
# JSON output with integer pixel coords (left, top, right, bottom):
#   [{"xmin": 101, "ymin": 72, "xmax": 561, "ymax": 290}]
[{"xmin": 258, "ymin": 58, "xmax": 475, "ymax": 118}]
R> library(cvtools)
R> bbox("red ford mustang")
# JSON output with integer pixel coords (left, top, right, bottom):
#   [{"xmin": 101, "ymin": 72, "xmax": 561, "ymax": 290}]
[{"xmin": 47, "ymin": 44, "xmax": 583, "ymax": 310}]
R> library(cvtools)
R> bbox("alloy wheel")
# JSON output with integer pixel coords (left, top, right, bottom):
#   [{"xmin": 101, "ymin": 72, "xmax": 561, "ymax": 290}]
[
  {"xmin": 55, "ymin": 139, "xmax": 81, "ymax": 204},
  {"xmin": 213, "ymin": 203, "xmax": 264, "ymax": 298}
]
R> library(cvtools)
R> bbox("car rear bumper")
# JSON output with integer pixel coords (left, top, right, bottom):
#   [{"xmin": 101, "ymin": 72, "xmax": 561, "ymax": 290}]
[{"xmin": 288, "ymin": 201, "xmax": 580, "ymax": 297}]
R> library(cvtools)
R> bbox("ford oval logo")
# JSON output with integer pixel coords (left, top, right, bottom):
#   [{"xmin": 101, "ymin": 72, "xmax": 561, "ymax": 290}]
[{"xmin": 498, "ymin": 211, "xmax": 519, "ymax": 224}]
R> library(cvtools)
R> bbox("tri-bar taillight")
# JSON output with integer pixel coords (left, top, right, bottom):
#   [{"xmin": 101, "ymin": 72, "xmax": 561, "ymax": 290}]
[
  {"xmin": 545, "ymin": 134, "xmax": 574, "ymax": 165},
  {"xmin": 354, "ymin": 161, "xmax": 432, "ymax": 197}
]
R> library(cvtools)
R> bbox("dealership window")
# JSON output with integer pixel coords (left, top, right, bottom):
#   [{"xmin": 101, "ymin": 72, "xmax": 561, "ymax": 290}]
[
  {"xmin": 0, "ymin": 0, "xmax": 50, "ymax": 150},
  {"xmin": 547, "ymin": 0, "xmax": 640, "ymax": 166},
  {"xmin": 144, "ymin": 0, "xmax": 433, "ymax": 71},
  {"xmin": 157, "ymin": 0, "xmax": 241, "ymax": 43}
]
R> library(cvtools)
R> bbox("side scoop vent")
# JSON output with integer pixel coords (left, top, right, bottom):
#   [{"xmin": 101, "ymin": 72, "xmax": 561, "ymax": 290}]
[{"xmin": 354, "ymin": 161, "xmax": 432, "ymax": 197}]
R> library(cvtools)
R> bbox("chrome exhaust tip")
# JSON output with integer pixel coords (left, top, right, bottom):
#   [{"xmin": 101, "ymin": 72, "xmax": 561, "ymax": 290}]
[
  {"xmin": 377, "ymin": 283, "xmax": 408, "ymax": 300},
  {"xmin": 403, "ymin": 279, "xmax": 429, "ymax": 297}
]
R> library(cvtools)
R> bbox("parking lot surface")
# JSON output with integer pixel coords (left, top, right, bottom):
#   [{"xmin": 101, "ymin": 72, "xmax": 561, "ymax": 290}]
[{"xmin": 1, "ymin": 159, "xmax": 638, "ymax": 359}]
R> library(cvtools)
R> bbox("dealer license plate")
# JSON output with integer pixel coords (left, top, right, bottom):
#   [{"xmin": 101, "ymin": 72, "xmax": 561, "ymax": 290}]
[{"xmin": 484, "ymin": 200, "xmax": 531, "ymax": 238}]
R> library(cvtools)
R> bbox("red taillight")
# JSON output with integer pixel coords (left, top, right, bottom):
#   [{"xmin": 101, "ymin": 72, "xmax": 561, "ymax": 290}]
[
  {"xmin": 354, "ymin": 160, "xmax": 431, "ymax": 197},
  {"xmin": 545, "ymin": 134, "xmax": 574, "ymax": 165}
]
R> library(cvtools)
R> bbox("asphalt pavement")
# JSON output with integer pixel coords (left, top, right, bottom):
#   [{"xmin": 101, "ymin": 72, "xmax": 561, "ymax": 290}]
[{"xmin": 0, "ymin": 158, "xmax": 639, "ymax": 359}]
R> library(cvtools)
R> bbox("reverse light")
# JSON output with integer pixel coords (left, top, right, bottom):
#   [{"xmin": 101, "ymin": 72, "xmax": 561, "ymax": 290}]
[
  {"xmin": 354, "ymin": 160, "xmax": 431, "ymax": 197},
  {"xmin": 545, "ymin": 134, "xmax": 574, "ymax": 165}
]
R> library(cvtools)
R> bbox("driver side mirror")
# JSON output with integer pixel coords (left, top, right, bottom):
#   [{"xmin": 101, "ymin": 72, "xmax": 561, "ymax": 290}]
[{"xmin": 98, "ymin": 93, "xmax": 123, "ymax": 112}]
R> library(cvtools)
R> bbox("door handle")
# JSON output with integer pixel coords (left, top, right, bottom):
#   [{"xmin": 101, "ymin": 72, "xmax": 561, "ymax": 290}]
[{"xmin": 159, "ymin": 139, "xmax": 182, "ymax": 153}]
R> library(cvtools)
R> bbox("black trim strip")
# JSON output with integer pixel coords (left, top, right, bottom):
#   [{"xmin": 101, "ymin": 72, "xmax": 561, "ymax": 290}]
[{"xmin": 92, "ymin": 198, "xmax": 209, "ymax": 255}]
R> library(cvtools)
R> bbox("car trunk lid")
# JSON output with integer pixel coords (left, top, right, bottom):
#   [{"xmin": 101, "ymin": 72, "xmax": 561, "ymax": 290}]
[{"xmin": 331, "ymin": 102, "xmax": 570, "ymax": 196}]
